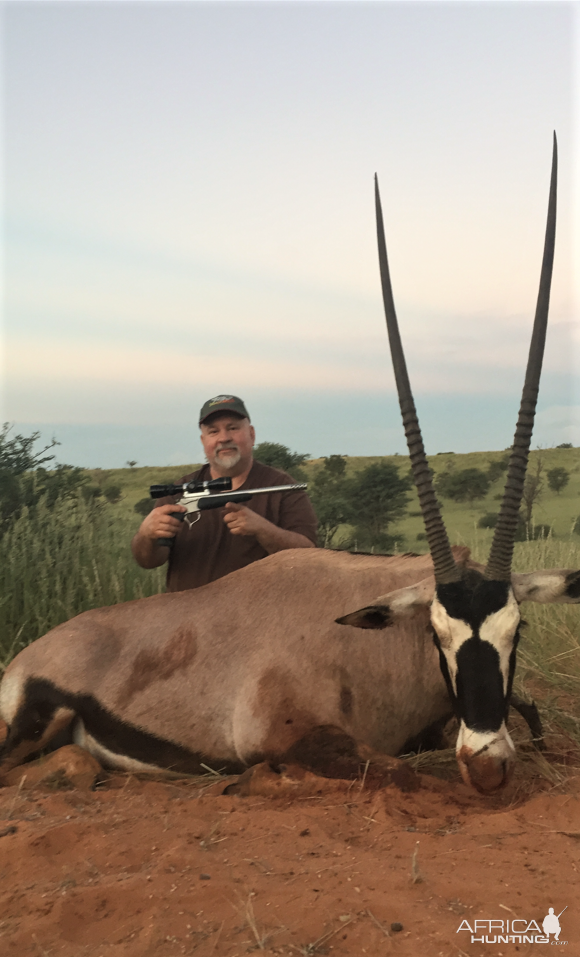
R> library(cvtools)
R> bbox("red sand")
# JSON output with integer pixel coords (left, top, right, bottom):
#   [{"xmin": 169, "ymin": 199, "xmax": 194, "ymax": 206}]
[{"xmin": 1, "ymin": 725, "xmax": 579, "ymax": 957}]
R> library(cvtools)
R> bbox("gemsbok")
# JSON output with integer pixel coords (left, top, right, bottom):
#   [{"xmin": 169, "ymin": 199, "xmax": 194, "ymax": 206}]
[{"xmin": 1, "ymin": 135, "xmax": 578, "ymax": 792}]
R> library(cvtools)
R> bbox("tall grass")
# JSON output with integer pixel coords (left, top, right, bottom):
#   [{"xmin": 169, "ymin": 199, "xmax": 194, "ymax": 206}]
[{"xmin": 0, "ymin": 494, "xmax": 165, "ymax": 670}]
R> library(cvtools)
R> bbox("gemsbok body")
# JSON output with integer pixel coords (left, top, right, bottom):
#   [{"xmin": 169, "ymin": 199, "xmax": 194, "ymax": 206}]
[{"xmin": 1, "ymin": 135, "xmax": 578, "ymax": 792}]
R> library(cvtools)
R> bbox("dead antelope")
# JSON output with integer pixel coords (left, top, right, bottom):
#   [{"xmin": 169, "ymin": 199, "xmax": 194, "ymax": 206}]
[{"xmin": 0, "ymin": 136, "xmax": 578, "ymax": 792}]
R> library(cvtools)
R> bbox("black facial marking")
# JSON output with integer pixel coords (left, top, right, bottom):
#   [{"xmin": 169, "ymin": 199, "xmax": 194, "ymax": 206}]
[
  {"xmin": 455, "ymin": 639, "xmax": 505, "ymax": 733},
  {"xmin": 431, "ymin": 632, "xmax": 460, "ymax": 718},
  {"xmin": 436, "ymin": 575, "xmax": 511, "ymax": 627},
  {"xmin": 504, "ymin": 626, "xmax": 521, "ymax": 718},
  {"xmin": 432, "ymin": 573, "xmax": 519, "ymax": 735},
  {"xmin": 1, "ymin": 678, "xmax": 246, "ymax": 775}
]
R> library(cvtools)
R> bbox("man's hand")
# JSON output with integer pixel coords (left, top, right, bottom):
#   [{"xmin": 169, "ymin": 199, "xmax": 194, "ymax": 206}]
[
  {"xmin": 222, "ymin": 502, "xmax": 269, "ymax": 537},
  {"xmin": 222, "ymin": 502, "xmax": 316, "ymax": 554},
  {"xmin": 142, "ymin": 503, "xmax": 188, "ymax": 542},
  {"xmin": 131, "ymin": 503, "xmax": 189, "ymax": 570}
]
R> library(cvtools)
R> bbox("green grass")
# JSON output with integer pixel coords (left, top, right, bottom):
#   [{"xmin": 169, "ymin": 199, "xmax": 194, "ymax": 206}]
[{"xmin": 0, "ymin": 494, "xmax": 165, "ymax": 670}]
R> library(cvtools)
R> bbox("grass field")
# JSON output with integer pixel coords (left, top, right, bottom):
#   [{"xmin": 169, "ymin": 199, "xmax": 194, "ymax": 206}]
[
  {"xmin": 87, "ymin": 445, "xmax": 580, "ymax": 549},
  {"xmin": 2, "ymin": 449, "xmax": 579, "ymax": 749}
]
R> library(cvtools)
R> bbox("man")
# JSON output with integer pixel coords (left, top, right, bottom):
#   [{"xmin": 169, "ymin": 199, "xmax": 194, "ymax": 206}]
[{"xmin": 131, "ymin": 394, "xmax": 317, "ymax": 591}]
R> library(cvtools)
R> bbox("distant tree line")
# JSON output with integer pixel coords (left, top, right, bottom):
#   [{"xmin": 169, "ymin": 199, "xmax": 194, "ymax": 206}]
[{"xmin": 2, "ymin": 425, "xmax": 577, "ymax": 547}]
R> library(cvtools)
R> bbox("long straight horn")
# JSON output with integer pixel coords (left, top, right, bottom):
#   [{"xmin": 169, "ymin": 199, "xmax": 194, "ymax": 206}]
[
  {"xmin": 375, "ymin": 175, "xmax": 459, "ymax": 584},
  {"xmin": 485, "ymin": 134, "xmax": 558, "ymax": 581}
]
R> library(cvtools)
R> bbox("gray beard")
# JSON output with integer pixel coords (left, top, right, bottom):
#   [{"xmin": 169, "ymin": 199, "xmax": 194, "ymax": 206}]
[{"xmin": 213, "ymin": 448, "xmax": 241, "ymax": 469}]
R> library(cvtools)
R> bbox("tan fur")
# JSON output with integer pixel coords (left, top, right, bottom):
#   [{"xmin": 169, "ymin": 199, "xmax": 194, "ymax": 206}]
[{"xmin": 2, "ymin": 547, "xmax": 461, "ymax": 771}]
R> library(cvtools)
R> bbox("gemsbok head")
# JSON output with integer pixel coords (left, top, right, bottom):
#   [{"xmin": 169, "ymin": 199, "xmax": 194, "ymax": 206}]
[{"xmin": 339, "ymin": 135, "xmax": 578, "ymax": 792}]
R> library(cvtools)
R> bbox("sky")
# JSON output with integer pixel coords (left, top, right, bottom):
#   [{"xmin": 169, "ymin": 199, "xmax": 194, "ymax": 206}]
[{"xmin": 1, "ymin": 0, "xmax": 578, "ymax": 469}]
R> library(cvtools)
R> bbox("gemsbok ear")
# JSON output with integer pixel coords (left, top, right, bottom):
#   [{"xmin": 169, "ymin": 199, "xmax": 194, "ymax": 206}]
[
  {"xmin": 511, "ymin": 569, "xmax": 580, "ymax": 604},
  {"xmin": 336, "ymin": 577, "xmax": 435, "ymax": 630}
]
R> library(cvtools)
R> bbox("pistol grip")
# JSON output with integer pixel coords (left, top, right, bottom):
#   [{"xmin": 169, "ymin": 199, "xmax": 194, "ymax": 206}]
[{"xmin": 157, "ymin": 511, "xmax": 185, "ymax": 548}]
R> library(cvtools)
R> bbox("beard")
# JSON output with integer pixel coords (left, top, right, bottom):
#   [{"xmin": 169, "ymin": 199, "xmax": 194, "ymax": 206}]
[{"xmin": 212, "ymin": 444, "xmax": 242, "ymax": 469}]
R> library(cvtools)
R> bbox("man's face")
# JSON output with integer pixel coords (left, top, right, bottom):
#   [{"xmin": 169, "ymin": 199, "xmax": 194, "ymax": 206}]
[{"xmin": 200, "ymin": 414, "xmax": 255, "ymax": 475}]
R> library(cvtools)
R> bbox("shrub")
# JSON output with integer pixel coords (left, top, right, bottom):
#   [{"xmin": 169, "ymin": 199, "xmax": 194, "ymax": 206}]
[
  {"xmin": 547, "ymin": 467, "xmax": 570, "ymax": 495},
  {"xmin": 436, "ymin": 468, "xmax": 491, "ymax": 504},
  {"xmin": 103, "ymin": 484, "xmax": 123, "ymax": 504},
  {"xmin": 134, "ymin": 497, "xmax": 155, "ymax": 516},
  {"xmin": 478, "ymin": 512, "xmax": 499, "ymax": 529}
]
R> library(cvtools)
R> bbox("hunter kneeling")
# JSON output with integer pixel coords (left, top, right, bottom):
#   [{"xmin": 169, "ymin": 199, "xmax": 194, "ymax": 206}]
[{"xmin": 131, "ymin": 395, "xmax": 318, "ymax": 591}]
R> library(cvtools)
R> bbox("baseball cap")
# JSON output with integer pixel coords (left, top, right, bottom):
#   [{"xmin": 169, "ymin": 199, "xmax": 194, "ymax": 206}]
[{"xmin": 199, "ymin": 395, "xmax": 250, "ymax": 425}]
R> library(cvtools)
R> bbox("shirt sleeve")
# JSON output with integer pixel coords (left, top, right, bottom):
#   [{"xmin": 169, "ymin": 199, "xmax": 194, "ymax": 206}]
[{"xmin": 276, "ymin": 488, "xmax": 318, "ymax": 544}]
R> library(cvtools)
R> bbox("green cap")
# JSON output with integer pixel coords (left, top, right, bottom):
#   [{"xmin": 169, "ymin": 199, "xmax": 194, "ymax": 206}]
[{"xmin": 199, "ymin": 395, "xmax": 250, "ymax": 425}]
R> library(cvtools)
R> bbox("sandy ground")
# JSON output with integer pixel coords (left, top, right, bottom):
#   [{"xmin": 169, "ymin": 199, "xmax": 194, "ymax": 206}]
[{"xmin": 1, "ymin": 721, "xmax": 579, "ymax": 957}]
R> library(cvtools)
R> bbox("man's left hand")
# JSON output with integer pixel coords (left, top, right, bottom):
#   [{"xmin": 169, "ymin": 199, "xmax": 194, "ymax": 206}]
[{"xmin": 222, "ymin": 502, "xmax": 269, "ymax": 537}]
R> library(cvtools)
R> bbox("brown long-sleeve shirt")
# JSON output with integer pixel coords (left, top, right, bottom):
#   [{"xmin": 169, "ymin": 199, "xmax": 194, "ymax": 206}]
[{"xmin": 156, "ymin": 460, "xmax": 318, "ymax": 592}]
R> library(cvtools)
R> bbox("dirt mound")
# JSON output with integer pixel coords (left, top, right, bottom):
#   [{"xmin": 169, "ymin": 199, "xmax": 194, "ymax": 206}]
[{"xmin": 1, "ymin": 732, "xmax": 579, "ymax": 957}]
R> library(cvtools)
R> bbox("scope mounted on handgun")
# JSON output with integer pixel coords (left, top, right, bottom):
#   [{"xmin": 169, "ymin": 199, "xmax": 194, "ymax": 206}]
[{"xmin": 150, "ymin": 476, "xmax": 232, "ymax": 499}]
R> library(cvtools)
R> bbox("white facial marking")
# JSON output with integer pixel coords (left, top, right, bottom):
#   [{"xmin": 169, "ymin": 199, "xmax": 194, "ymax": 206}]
[
  {"xmin": 456, "ymin": 720, "xmax": 516, "ymax": 789},
  {"xmin": 479, "ymin": 589, "xmax": 520, "ymax": 694},
  {"xmin": 430, "ymin": 597, "xmax": 473, "ymax": 694},
  {"xmin": 456, "ymin": 720, "xmax": 515, "ymax": 758}
]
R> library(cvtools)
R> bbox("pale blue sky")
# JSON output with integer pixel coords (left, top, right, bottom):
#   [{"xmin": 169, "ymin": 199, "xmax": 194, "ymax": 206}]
[{"xmin": 1, "ymin": 1, "xmax": 578, "ymax": 467}]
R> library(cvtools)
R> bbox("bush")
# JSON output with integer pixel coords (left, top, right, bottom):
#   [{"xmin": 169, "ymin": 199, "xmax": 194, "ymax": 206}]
[
  {"xmin": 103, "ymin": 484, "xmax": 123, "ymax": 504},
  {"xmin": 547, "ymin": 467, "xmax": 570, "ymax": 495},
  {"xmin": 478, "ymin": 512, "xmax": 499, "ymax": 529},
  {"xmin": 134, "ymin": 497, "xmax": 155, "ymax": 517},
  {"xmin": 515, "ymin": 521, "xmax": 553, "ymax": 542},
  {"xmin": 436, "ymin": 468, "xmax": 491, "ymax": 504}
]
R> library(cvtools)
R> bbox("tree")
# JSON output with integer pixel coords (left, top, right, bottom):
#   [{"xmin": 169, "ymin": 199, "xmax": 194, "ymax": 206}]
[
  {"xmin": 0, "ymin": 424, "xmax": 93, "ymax": 528},
  {"xmin": 347, "ymin": 461, "xmax": 411, "ymax": 552},
  {"xmin": 547, "ymin": 467, "xmax": 570, "ymax": 495},
  {"xmin": 126, "ymin": 460, "xmax": 138, "ymax": 469},
  {"xmin": 436, "ymin": 468, "xmax": 491, "ymax": 505},
  {"xmin": 253, "ymin": 442, "xmax": 310, "ymax": 481},
  {"xmin": 557, "ymin": 443, "xmax": 573, "ymax": 449},
  {"xmin": 0, "ymin": 423, "xmax": 58, "ymax": 474},
  {"xmin": 521, "ymin": 455, "xmax": 544, "ymax": 532},
  {"xmin": 309, "ymin": 456, "xmax": 352, "ymax": 548},
  {"xmin": 486, "ymin": 455, "xmax": 509, "ymax": 484}
]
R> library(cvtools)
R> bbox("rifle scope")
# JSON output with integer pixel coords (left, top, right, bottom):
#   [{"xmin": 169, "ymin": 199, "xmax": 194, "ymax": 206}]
[{"xmin": 149, "ymin": 476, "xmax": 232, "ymax": 499}]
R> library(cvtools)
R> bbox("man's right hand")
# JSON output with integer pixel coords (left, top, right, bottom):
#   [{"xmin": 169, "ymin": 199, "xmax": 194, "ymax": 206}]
[{"xmin": 141, "ymin": 503, "xmax": 188, "ymax": 545}]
